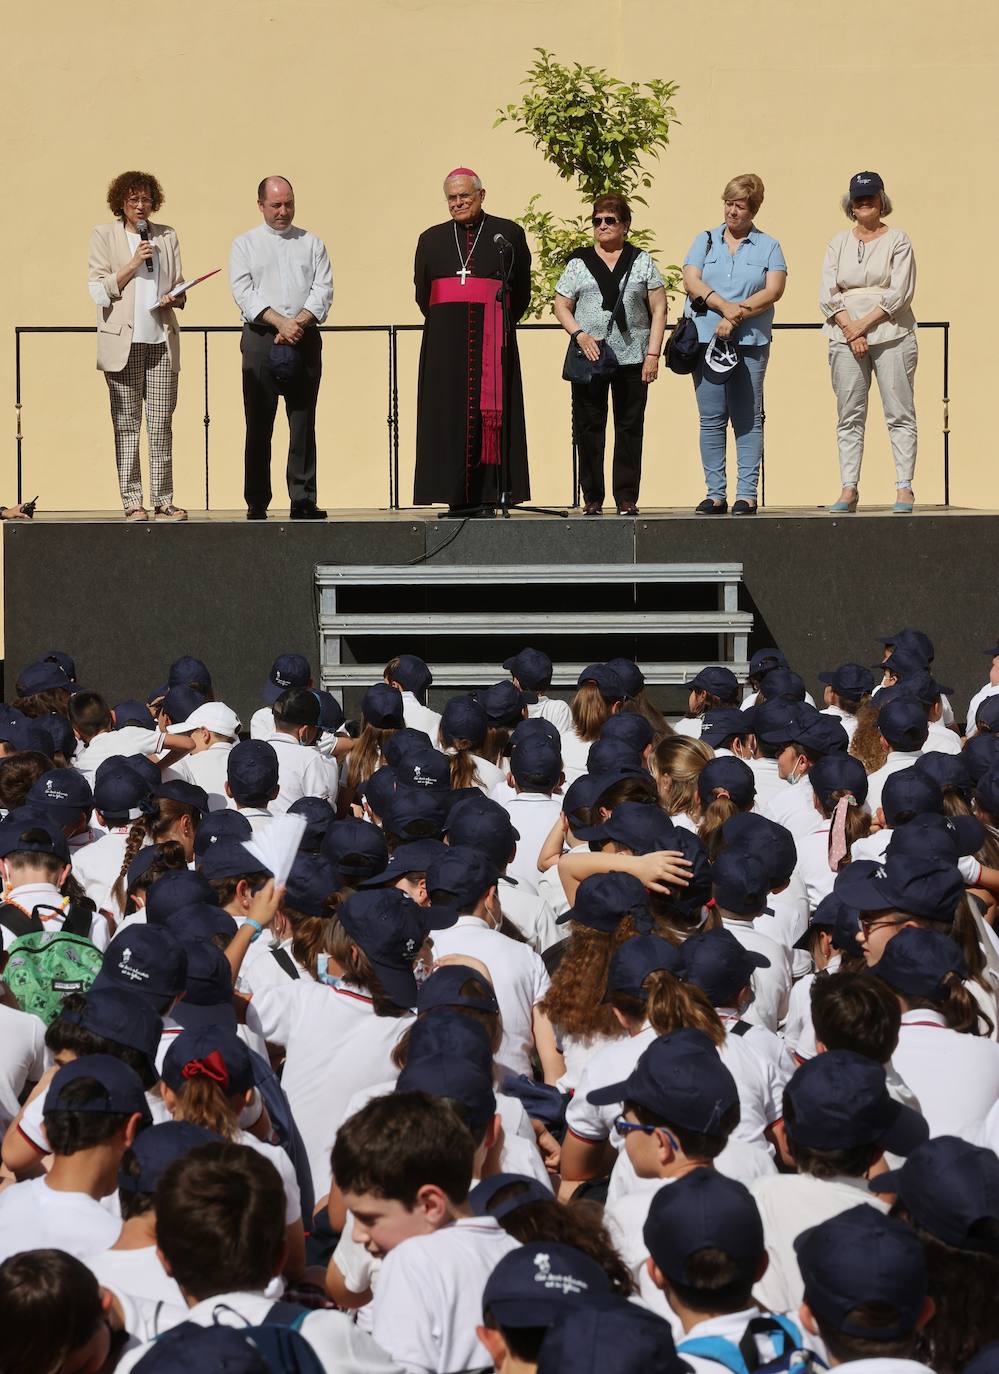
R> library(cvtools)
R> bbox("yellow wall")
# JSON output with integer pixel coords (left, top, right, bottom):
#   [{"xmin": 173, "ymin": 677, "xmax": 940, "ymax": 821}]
[{"xmin": 2, "ymin": 0, "xmax": 994, "ymax": 518}]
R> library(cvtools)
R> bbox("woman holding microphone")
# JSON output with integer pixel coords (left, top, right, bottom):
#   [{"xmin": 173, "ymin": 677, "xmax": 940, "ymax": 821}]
[{"xmin": 88, "ymin": 170, "xmax": 188, "ymax": 521}]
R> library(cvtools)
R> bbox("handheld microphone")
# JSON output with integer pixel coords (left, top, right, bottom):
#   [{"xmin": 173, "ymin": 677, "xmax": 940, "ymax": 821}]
[
  {"xmin": 137, "ymin": 219, "xmax": 154, "ymax": 274},
  {"xmin": 22, "ymin": 496, "xmax": 38, "ymax": 518},
  {"xmin": 493, "ymin": 232, "xmax": 512, "ymax": 253}
]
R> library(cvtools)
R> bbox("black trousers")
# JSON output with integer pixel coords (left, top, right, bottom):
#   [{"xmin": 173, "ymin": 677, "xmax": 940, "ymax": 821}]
[
  {"xmin": 240, "ymin": 324, "xmax": 322, "ymax": 509},
  {"xmin": 571, "ymin": 364, "xmax": 647, "ymax": 507}
]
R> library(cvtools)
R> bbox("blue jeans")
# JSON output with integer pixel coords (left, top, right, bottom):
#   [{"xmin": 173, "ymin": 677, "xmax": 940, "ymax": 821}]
[{"xmin": 692, "ymin": 343, "xmax": 770, "ymax": 501}]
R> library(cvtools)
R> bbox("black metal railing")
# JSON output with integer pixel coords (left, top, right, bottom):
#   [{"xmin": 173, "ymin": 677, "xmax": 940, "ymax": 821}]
[{"xmin": 13, "ymin": 321, "xmax": 950, "ymax": 509}]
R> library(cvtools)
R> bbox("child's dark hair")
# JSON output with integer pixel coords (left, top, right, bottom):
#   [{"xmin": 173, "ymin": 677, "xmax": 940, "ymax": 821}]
[
  {"xmin": 331, "ymin": 1090, "xmax": 475, "ymax": 1207},
  {"xmin": 0, "ymin": 1249, "xmax": 107, "ymax": 1374},
  {"xmin": 810, "ymin": 1304, "xmax": 918, "ymax": 1365},
  {"xmin": 782, "ymin": 1089, "xmax": 881, "ymax": 1181},
  {"xmin": 112, "ymin": 795, "xmax": 204, "ymax": 911},
  {"xmin": 43, "ymin": 1074, "xmax": 141, "ymax": 1155},
  {"xmin": 481, "ymin": 1184, "xmax": 634, "ymax": 1297},
  {"xmin": 0, "ymin": 754, "xmax": 56, "ymax": 813},
  {"xmin": 68, "ymin": 691, "xmax": 113, "ymax": 742},
  {"xmin": 663, "ymin": 1246, "xmax": 760, "ymax": 1314},
  {"xmin": 809, "ymin": 971, "xmax": 900, "ymax": 1063},
  {"xmin": 154, "ymin": 1142, "xmax": 286, "ymax": 1300},
  {"xmin": 125, "ymin": 840, "xmax": 188, "ymax": 913},
  {"xmin": 12, "ymin": 688, "xmax": 71, "ymax": 719},
  {"xmin": 207, "ymin": 868, "xmax": 271, "ymax": 911},
  {"xmin": 118, "ymin": 1145, "xmax": 155, "ymax": 1220},
  {"xmin": 624, "ymin": 1096, "xmax": 739, "ymax": 1161},
  {"xmin": 46, "ymin": 994, "xmax": 158, "ymax": 1090}
]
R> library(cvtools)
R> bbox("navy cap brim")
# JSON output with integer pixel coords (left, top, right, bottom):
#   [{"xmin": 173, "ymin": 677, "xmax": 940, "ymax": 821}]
[
  {"xmin": 868, "ymin": 1166, "xmax": 905, "ymax": 1196},
  {"xmin": 881, "ymin": 1099, "xmax": 930, "ymax": 1156},
  {"xmin": 425, "ymin": 905, "xmax": 461, "ymax": 932},
  {"xmin": 792, "ymin": 920, "xmax": 832, "ymax": 951},
  {"xmin": 371, "ymin": 961, "xmax": 419, "ymax": 1009},
  {"xmin": 260, "ymin": 681, "xmax": 284, "ymax": 706},
  {"xmin": 586, "ymin": 1076, "xmax": 631, "ymax": 1107}
]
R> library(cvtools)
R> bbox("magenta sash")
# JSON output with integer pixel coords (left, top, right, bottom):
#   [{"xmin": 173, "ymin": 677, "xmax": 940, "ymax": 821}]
[{"xmin": 429, "ymin": 275, "xmax": 504, "ymax": 465}]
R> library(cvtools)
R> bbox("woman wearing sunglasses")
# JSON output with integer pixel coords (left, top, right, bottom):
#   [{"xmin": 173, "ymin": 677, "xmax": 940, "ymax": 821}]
[
  {"xmin": 681, "ymin": 174, "xmax": 787, "ymax": 516},
  {"xmin": 554, "ymin": 195, "xmax": 667, "ymax": 516}
]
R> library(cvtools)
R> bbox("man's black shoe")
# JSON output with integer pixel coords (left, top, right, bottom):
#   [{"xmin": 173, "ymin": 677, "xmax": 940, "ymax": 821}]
[
  {"xmin": 290, "ymin": 501, "xmax": 327, "ymax": 520},
  {"xmin": 246, "ymin": 506, "xmax": 268, "ymax": 521}
]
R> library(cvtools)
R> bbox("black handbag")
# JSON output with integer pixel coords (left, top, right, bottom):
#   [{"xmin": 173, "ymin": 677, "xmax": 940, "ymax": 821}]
[
  {"xmin": 562, "ymin": 249, "xmax": 637, "ymax": 384},
  {"xmin": 664, "ymin": 228, "xmax": 713, "ymax": 375}
]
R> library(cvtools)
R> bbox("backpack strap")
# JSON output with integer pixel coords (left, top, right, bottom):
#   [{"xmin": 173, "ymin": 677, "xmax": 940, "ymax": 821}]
[
  {"xmin": 678, "ymin": 1336, "xmax": 748, "ymax": 1374},
  {"xmin": 271, "ymin": 947, "xmax": 301, "ymax": 981},
  {"xmin": 60, "ymin": 903, "xmax": 95, "ymax": 938},
  {"xmin": 680, "ymin": 1315, "xmax": 806, "ymax": 1374},
  {"xmin": 263, "ymin": 1299, "xmax": 309, "ymax": 1331},
  {"xmin": 0, "ymin": 904, "xmax": 42, "ymax": 938}
]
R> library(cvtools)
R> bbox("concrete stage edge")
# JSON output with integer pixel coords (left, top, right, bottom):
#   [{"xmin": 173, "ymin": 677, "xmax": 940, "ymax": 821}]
[{"xmin": 3, "ymin": 507, "xmax": 992, "ymax": 721}]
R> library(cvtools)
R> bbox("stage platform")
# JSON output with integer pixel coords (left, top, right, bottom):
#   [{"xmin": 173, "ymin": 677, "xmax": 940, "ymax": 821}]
[{"xmin": 3, "ymin": 505, "xmax": 993, "ymax": 723}]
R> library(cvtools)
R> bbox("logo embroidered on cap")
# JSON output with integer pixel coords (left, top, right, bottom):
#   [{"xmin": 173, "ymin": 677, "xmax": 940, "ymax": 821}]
[
  {"xmin": 874, "ymin": 865, "xmax": 887, "ymax": 880},
  {"xmin": 403, "ymin": 937, "xmax": 417, "ymax": 957},
  {"xmin": 44, "ymin": 780, "xmax": 69, "ymax": 800},
  {"xmin": 532, "ymin": 1251, "xmax": 590, "ymax": 1295},
  {"xmin": 117, "ymin": 946, "xmax": 149, "ymax": 983},
  {"xmin": 274, "ymin": 675, "xmax": 291, "ymax": 687}
]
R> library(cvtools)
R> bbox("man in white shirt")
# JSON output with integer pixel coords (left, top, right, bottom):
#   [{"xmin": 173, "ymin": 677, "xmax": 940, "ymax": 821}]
[
  {"xmin": 865, "ymin": 697, "xmax": 929, "ymax": 816},
  {"xmin": 169, "ymin": 701, "xmax": 240, "ymax": 810},
  {"xmin": 229, "ymin": 175, "xmax": 333, "ymax": 521},
  {"xmin": 115, "ymin": 1140, "xmax": 400, "ymax": 1374},
  {"xmin": 750, "ymin": 1050, "xmax": 927, "ymax": 1315},
  {"xmin": 264, "ymin": 688, "xmax": 336, "ymax": 812},
  {"xmin": 0, "ymin": 1055, "xmax": 150, "ymax": 1264}
]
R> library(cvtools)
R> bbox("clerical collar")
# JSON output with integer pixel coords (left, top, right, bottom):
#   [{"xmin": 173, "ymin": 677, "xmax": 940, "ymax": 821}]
[
  {"xmin": 461, "ymin": 214, "xmax": 486, "ymax": 231},
  {"xmin": 263, "ymin": 222, "xmax": 296, "ymax": 238}
]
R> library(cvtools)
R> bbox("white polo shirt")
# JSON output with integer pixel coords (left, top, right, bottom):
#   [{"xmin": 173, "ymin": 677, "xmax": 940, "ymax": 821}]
[
  {"xmin": 527, "ymin": 695, "xmax": 574, "ymax": 736},
  {"xmin": 252, "ymin": 978, "xmax": 412, "ymax": 1199},
  {"xmin": 0, "ymin": 1175, "xmax": 122, "ymax": 1263},
  {"xmin": 558, "ymin": 729, "xmax": 593, "ymax": 785},
  {"xmin": 0, "ymin": 1002, "xmax": 46, "ymax": 1130},
  {"xmin": 673, "ymin": 717, "xmax": 703, "ymax": 738},
  {"xmin": 430, "ymin": 915, "xmax": 550, "ymax": 1078},
  {"xmin": 761, "ymin": 778, "xmax": 823, "ymax": 846},
  {"xmin": 756, "ymin": 874, "xmax": 812, "ymax": 979},
  {"xmin": 370, "ymin": 1217, "xmax": 520, "ymax": 1374},
  {"xmin": 72, "ymin": 829, "xmax": 135, "ymax": 923},
  {"xmin": 72, "ymin": 727, "xmax": 162, "ymax": 784},
  {"xmin": 603, "ymin": 1180, "xmax": 682, "ymax": 1336},
  {"xmin": 566, "ymin": 1022, "xmax": 657, "ymax": 1145},
  {"xmin": 173, "ymin": 742, "xmax": 235, "ymax": 810},
  {"xmin": 793, "ymin": 822, "xmax": 838, "ymax": 912},
  {"xmin": 87, "ymin": 1244, "xmax": 186, "ymax": 1307},
  {"xmin": 819, "ymin": 704, "xmax": 859, "ymax": 741},
  {"xmin": 264, "ymin": 731, "xmax": 337, "ymax": 811},
  {"xmin": 751, "ymin": 1172, "xmax": 888, "ymax": 1314},
  {"xmin": 536, "ymin": 840, "xmax": 587, "ymax": 919},
  {"xmin": 498, "ymin": 878, "xmax": 562, "ymax": 954},
  {"xmin": 923, "ymin": 721, "xmax": 962, "ymax": 756},
  {"xmin": 719, "ymin": 916, "xmax": 792, "ymax": 1031},
  {"xmin": 501, "ymin": 791, "xmax": 562, "ymax": 895},
  {"xmin": 890, "ymin": 1008, "xmax": 999, "ymax": 1140},
  {"xmin": 401, "ymin": 692, "xmax": 442, "ymax": 745},
  {"xmin": 747, "ymin": 757, "xmax": 787, "ymax": 813},
  {"xmin": 967, "ymin": 683, "xmax": 999, "ymax": 739},
  {"xmin": 865, "ymin": 751, "xmax": 924, "ymax": 818},
  {"xmin": 236, "ymin": 805, "xmax": 275, "ymax": 835},
  {"xmin": 114, "ymin": 1287, "xmax": 402, "ymax": 1374},
  {"xmin": 783, "ymin": 958, "xmax": 842, "ymax": 1061},
  {"xmin": 1, "ymin": 880, "xmax": 110, "ymax": 951}
]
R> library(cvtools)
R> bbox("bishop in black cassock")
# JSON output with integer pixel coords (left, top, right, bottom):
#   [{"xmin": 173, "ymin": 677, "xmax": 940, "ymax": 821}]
[{"xmin": 413, "ymin": 168, "xmax": 532, "ymax": 512}]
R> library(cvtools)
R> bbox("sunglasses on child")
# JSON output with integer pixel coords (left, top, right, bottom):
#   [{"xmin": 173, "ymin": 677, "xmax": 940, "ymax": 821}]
[
  {"xmin": 592, "ymin": 215, "xmax": 620, "ymax": 227},
  {"xmin": 614, "ymin": 1116, "xmax": 679, "ymax": 1149}
]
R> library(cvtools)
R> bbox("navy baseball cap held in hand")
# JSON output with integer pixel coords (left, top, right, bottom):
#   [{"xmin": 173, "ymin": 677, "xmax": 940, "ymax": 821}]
[
  {"xmin": 588, "ymin": 1027, "xmax": 739, "ymax": 1132},
  {"xmin": 601, "ymin": 712, "xmax": 654, "ymax": 753},
  {"xmin": 643, "ymin": 1166, "xmax": 764, "ymax": 1285},
  {"xmin": 833, "ymin": 854, "xmax": 964, "ymax": 922},
  {"xmin": 605, "ymin": 657, "xmax": 645, "ymax": 699},
  {"xmin": 808, "ymin": 753, "xmax": 869, "ymax": 810},
  {"xmin": 573, "ymin": 799, "xmax": 677, "ymax": 851},
  {"xmin": 337, "ymin": 887, "xmax": 435, "ymax": 1007},
  {"xmin": 119, "ymin": 1120, "xmax": 219, "ymax": 1195},
  {"xmin": 687, "ymin": 665, "xmax": 740, "ymax": 701},
  {"xmin": 870, "ymin": 924, "xmax": 968, "ymax": 1002},
  {"xmin": 878, "ymin": 697, "xmax": 929, "ymax": 750},
  {"xmin": 673, "ymin": 926, "xmax": 769, "ymax": 1006},
  {"xmin": 46, "ymin": 1053, "xmax": 151, "ymax": 1122},
  {"xmin": 558, "ymin": 871, "xmax": 650, "ymax": 932},
  {"xmin": 711, "ymin": 850, "xmax": 770, "ymax": 915},
  {"xmin": 361, "ymin": 682, "xmax": 405, "ymax": 729},
  {"xmin": 261, "ymin": 653, "xmax": 311, "ymax": 705},
  {"xmin": 283, "ymin": 853, "xmax": 338, "ymax": 917},
  {"xmin": 702, "ymin": 335, "xmax": 742, "ymax": 384},
  {"xmin": 482, "ymin": 1241, "xmax": 613, "ymax": 1327},
  {"xmin": 503, "ymin": 647, "xmax": 553, "ymax": 692},
  {"xmin": 696, "ymin": 756, "xmax": 755, "ymax": 809},
  {"xmin": 785, "ymin": 1049, "xmax": 928, "ymax": 1155},
  {"xmin": 577, "ymin": 663, "xmax": 627, "ymax": 703},
  {"xmin": 360, "ymin": 839, "xmax": 446, "ymax": 889},
  {"xmin": 386, "ymin": 654, "xmax": 433, "ymax": 695},
  {"xmin": 603, "ymin": 933, "xmax": 681, "ymax": 1001},
  {"xmin": 794, "ymin": 1204, "xmax": 927, "ymax": 1342},
  {"xmin": 818, "ymin": 662, "xmax": 875, "ymax": 699},
  {"xmin": 537, "ymin": 1302, "xmax": 688, "ymax": 1374},
  {"xmin": 94, "ymin": 926, "xmax": 188, "ymax": 1005},
  {"xmin": 870, "ymin": 1135, "xmax": 999, "ymax": 1250}
]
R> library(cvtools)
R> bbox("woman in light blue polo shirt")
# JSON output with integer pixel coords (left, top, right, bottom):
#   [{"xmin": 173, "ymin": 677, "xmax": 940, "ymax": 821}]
[{"xmin": 681, "ymin": 173, "xmax": 787, "ymax": 516}]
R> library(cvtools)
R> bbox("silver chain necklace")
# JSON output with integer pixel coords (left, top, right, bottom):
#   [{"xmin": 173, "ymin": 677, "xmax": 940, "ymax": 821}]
[{"xmin": 454, "ymin": 215, "xmax": 486, "ymax": 286}]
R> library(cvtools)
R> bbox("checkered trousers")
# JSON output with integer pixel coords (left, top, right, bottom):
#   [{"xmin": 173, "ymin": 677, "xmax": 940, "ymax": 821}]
[{"xmin": 103, "ymin": 342, "xmax": 178, "ymax": 510}]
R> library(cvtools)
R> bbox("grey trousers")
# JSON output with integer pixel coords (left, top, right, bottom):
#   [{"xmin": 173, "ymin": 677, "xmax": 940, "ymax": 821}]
[
  {"xmin": 104, "ymin": 341, "xmax": 178, "ymax": 510},
  {"xmin": 828, "ymin": 333, "xmax": 918, "ymax": 488}
]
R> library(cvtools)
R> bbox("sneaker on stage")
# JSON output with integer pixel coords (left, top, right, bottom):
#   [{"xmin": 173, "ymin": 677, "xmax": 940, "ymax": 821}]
[{"xmin": 290, "ymin": 501, "xmax": 327, "ymax": 521}]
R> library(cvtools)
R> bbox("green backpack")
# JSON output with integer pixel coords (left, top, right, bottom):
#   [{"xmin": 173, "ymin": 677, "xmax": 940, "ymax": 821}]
[{"xmin": 1, "ymin": 904, "xmax": 101, "ymax": 1024}]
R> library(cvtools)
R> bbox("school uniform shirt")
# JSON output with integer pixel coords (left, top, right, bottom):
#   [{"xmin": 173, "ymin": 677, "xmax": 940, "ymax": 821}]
[
  {"xmin": 761, "ymin": 778, "xmax": 823, "ymax": 846},
  {"xmin": 114, "ymin": 1288, "xmax": 403, "ymax": 1374},
  {"xmin": 252, "ymin": 977, "xmax": 412, "ymax": 1199},
  {"xmin": 716, "ymin": 1011, "xmax": 795, "ymax": 1103},
  {"xmin": 236, "ymin": 1128, "xmax": 302, "ymax": 1224},
  {"xmin": 370, "ymin": 1217, "xmax": 520, "ymax": 1374},
  {"xmin": 922, "ymin": 720, "xmax": 962, "ymax": 756},
  {"xmin": 499, "ymin": 877, "xmax": 562, "ymax": 954},
  {"xmin": 264, "ymin": 731, "xmax": 337, "ymax": 812},
  {"xmin": 430, "ymin": 916, "xmax": 550, "ymax": 1078},
  {"xmin": 671, "ymin": 811, "xmax": 699, "ymax": 833},
  {"xmin": 0, "ymin": 1175, "xmax": 122, "ymax": 1262},
  {"xmin": 536, "ymin": 840, "xmax": 586, "ymax": 919},
  {"xmin": 819, "ymin": 704, "xmax": 859, "ymax": 741},
  {"xmin": 0, "ymin": 1002, "xmax": 46, "ymax": 1131},
  {"xmin": 793, "ymin": 823, "xmax": 839, "ymax": 912},
  {"xmin": 237, "ymin": 932, "xmax": 308, "ymax": 995},
  {"xmin": 603, "ymin": 1179, "xmax": 683, "ymax": 1336},
  {"xmin": 501, "ymin": 792, "xmax": 562, "ymax": 895},
  {"xmin": 527, "ymin": 695, "xmax": 574, "ymax": 736},
  {"xmin": 87, "ymin": 1244, "xmax": 186, "ymax": 1307},
  {"xmin": 73, "ymin": 727, "xmax": 163, "ymax": 785},
  {"xmin": 747, "ymin": 758, "xmax": 788, "ymax": 814},
  {"xmin": 673, "ymin": 717, "xmax": 703, "ymax": 739},
  {"xmin": 890, "ymin": 1008, "xmax": 999, "ymax": 1140},
  {"xmin": 719, "ymin": 916, "xmax": 792, "ymax": 1031},
  {"xmin": 72, "ymin": 829, "xmax": 136, "ymax": 923},
  {"xmin": 756, "ymin": 873, "xmax": 812, "ymax": 979},
  {"xmin": 558, "ymin": 729, "xmax": 593, "ymax": 785},
  {"xmin": 821, "ymin": 1362, "xmax": 934, "ymax": 1374},
  {"xmin": 783, "ymin": 960, "xmax": 841, "ymax": 1061},
  {"xmin": 556, "ymin": 1028, "xmax": 622, "ymax": 1095},
  {"xmin": 865, "ymin": 751, "xmax": 924, "ymax": 818},
  {"xmin": 1, "ymin": 880, "xmax": 110, "ymax": 952},
  {"xmin": 967, "ymin": 683, "xmax": 999, "ymax": 740},
  {"xmin": 401, "ymin": 692, "xmax": 442, "ymax": 745},
  {"xmin": 566, "ymin": 1023, "xmax": 658, "ymax": 1146},
  {"xmin": 172, "ymin": 742, "xmax": 235, "ymax": 810}
]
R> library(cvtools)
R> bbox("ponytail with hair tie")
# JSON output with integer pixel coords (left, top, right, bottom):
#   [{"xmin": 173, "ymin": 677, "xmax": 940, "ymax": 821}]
[
  {"xmin": 180, "ymin": 1049, "xmax": 230, "ymax": 1091},
  {"xmin": 828, "ymin": 793, "xmax": 857, "ymax": 871}
]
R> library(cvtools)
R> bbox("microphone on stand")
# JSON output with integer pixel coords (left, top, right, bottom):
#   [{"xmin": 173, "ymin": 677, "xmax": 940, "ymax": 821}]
[
  {"xmin": 493, "ymin": 232, "xmax": 512, "ymax": 254},
  {"xmin": 136, "ymin": 219, "xmax": 154, "ymax": 274}
]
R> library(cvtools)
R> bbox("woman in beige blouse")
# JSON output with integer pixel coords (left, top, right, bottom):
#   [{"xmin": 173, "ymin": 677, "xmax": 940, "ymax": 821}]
[{"xmin": 819, "ymin": 171, "xmax": 917, "ymax": 513}]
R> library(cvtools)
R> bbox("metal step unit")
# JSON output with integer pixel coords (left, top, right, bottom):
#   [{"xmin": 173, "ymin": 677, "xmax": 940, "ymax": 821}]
[{"xmin": 315, "ymin": 563, "xmax": 752, "ymax": 702}]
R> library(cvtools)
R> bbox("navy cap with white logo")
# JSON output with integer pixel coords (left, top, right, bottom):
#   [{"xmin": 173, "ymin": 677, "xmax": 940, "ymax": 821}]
[
  {"xmin": 576, "ymin": 663, "xmax": 627, "ymax": 702},
  {"xmin": 643, "ymin": 1166, "xmax": 764, "ymax": 1285},
  {"xmin": 145, "ymin": 869, "xmax": 218, "ymax": 926},
  {"xmin": 600, "ymin": 712, "xmax": 654, "ymax": 753},
  {"xmin": 849, "ymin": 170, "xmax": 886, "ymax": 200},
  {"xmin": 361, "ymin": 682, "xmax": 405, "ymax": 729},
  {"xmin": 673, "ymin": 926, "xmax": 769, "ymax": 1006},
  {"xmin": 795, "ymin": 1205, "xmax": 927, "ymax": 1342},
  {"xmin": 696, "ymin": 756, "xmax": 755, "ymax": 809},
  {"xmin": 605, "ymin": 658, "xmax": 645, "ymax": 699},
  {"xmin": 360, "ymin": 838, "xmax": 446, "ymax": 889},
  {"xmin": 537, "ymin": 1302, "xmax": 687, "ymax": 1374},
  {"xmin": 94, "ymin": 926, "xmax": 187, "ymax": 1005},
  {"xmin": 387, "ymin": 654, "xmax": 433, "ymax": 695},
  {"xmin": 46, "ymin": 1054, "xmax": 151, "ymax": 1122},
  {"xmin": 193, "ymin": 809, "xmax": 252, "ymax": 861},
  {"xmin": 261, "ymin": 653, "xmax": 311, "ymax": 705},
  {"xmin": 834, "ymin": 854, "xmax": 963, "ymax": 923},
  {"xmin": 785, "ymin": 1049, "xmax": 928, "ymax": 1155},
  {"xmin": 687, "ymin": 665, "xmax": 740, "ymax": 701},
  {"xmin": 871, "ymin": 924, "xmax": 968, "ymax": 1002},
  {"xmin": 588, "ymin": 1028, "xmax": 740, "ymax": 1132},
  {"xmin": 338, "ymin": 888, "xmax": 437, "ymax": 1008},
  {"xmin": 702, "ymin": 335, "xmax": 741, "ymax": 383},
  {"xmin": 699, "ymin": 707, "xmax": 753, "ymax": 749},
  {"xmin": 558, "ymin": 871, "xmax": 650, "ymax": 933},
  {"xmin": 817, "ymin": 662, "xmax": 875, "ymax": 698},
  {"xmin": 226, "ymin": 740, "xmax": 279, "ymax": 799},
  {"xmin": 482, "ymin": 1241, "xmax": 613, "ymax": 1328},
  {"xmin": 603, "ymin": 932, "xmax": 681, "ymax": 1001},
  {"xmin": 119, "ymin": 1120, "xmax": 218, "ymax": 1195},
  {"xmin": 870, "ymin": 1135, "xmax": 999, "ymax": 1251},
  {"xmin": 395, "ymin": 748, "xmax": 452, "ymax": 791},
  {"xmin": 503, "ymin": 647, "xmax": 553, "ymax": 692}
]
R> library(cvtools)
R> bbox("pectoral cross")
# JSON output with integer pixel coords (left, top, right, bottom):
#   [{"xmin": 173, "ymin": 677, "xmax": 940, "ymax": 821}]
[{"xmin": 457, "ymin": 266, "xmax": 471, "ymax": 285}]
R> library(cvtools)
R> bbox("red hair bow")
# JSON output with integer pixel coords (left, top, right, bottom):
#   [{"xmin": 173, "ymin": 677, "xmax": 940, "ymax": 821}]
[{"xmin": 180, "ymin": 1049, "xmax": 230, "ymax": 1091}]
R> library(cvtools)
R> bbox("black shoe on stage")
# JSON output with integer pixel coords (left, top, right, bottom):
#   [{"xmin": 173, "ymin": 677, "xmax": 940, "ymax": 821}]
[
  {"xmin": 246, "ymin": 506, "xmax": 268, "ymax": 521},
  {"xmin": 695, "ymin": 498, "xmax": 728, "ymax": 516},
  {"xmin": 290, "ymin": 501, "xmax": 327, "ymax": 521},
  {"xmin": 441, "ymin": 505, "xmax": 496, "ymax": 519},
  {"xmin": 731, "ymin": 500, "xmax": 758, "ymax": 516}
]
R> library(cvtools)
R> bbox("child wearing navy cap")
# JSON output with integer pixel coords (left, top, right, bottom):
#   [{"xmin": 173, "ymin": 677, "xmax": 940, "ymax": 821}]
[
  {"xmin": 480, "ymin": 681, "xmax": 532, "ymax": 767},
  {"xmin": 384, "ymin": 654, "xmax": 442, "ymax": 743},
  {"xmin": 794, "ymin": 753, "xmax": 871, "ymax": 910},
  {"xmin": 818, "ymin": 662, "xmax": 874, "ymax": 742},
  {"xmin": 694, "ymin": 756, "xmax": 756, "ymax": 854},
  {"xmin": 249, "ymin": 651, "xmax": 314, "ymax": 739},
  {"xmin": 0, "ymin": 810, "xmax": 107, "ymax": 951},
  {"xmin": 339, "ymin": 683, "xmax": 405, "ymax": 814},
  {"xmin": 561, "ymin": 665, "xmax": 627, "ymax": 782},
  {"xmin": 260, "ymin": 687, "xmax": 336, "ymax": 814},
  {"xmin": 675, "ymin": 667, "xmax": 741, "ymax": 740},
  {"xmin": 504, "ymin": 647, "xmax": 575, "ymax": 740},
  {"xmin": 865, "ymin": 698, "xmax": 931, "ymax": 816},
  {"xmin": 499, "ymin": 736, "xmax": 564, "ymax": 902},
  {"xmin": 225, "ymin": 739, "xmax": 281, "ymax": 834},
  {"xmin": 439, "ymin": 694, "xmax": 507, "ymax": 794},
  {"xmin": 710, "ymin": 850, "xmax": 793, "ymax": 1032}
]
